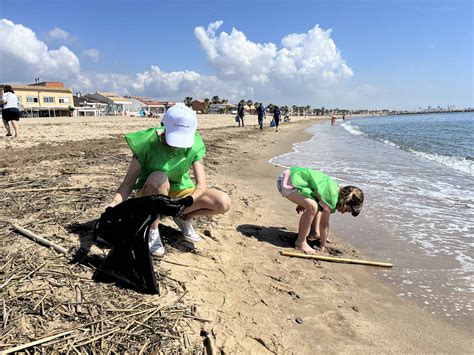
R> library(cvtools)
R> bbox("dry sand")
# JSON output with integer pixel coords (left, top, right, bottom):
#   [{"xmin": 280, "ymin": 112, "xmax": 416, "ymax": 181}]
[{"xmin": 1, "ymin": 114, "xmax": 472, "ymax": 353}]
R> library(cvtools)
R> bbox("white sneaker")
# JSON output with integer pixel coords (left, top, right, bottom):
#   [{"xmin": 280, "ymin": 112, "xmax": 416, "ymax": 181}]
[
  {"xmin": 148, "ymin": 228, "xmax": 165, "ymax": 256},
  {"xmin": 173, "ymin": 216, "xmax": 201, "ymax": 243}
]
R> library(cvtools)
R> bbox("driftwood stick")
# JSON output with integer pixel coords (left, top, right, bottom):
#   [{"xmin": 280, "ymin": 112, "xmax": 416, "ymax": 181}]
[
  {"xmin": 280, "ymin": 250, "xmax": 394, "ymax": 268},
  {"xmin": 12, "ymin": 224, "xmax": 69, "ymax": 255},
  {"xmin": 7, "ymin": 186, "xmax": 90, "ymax": 193},
  {"xmin": 2, "ymin": 299, "xmax": 7, "ymax": 330},
  {"xmin": 19, "ymin": 261, "xmax": 49, "ymax": 282},
  {"xmin": 75, "ymin": 286, "xmax": 82, "ymax": 314},
  {"xmin": 2, "ymin": 330, "xmax": 74, "ymax": 354}
]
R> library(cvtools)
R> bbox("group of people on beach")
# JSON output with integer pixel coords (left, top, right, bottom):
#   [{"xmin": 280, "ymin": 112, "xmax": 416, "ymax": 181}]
[
  {"xmin": 108, "ymin": 103, "xmax": 364, "ymax": 256},
  {"xmin": 236, "ymin": 102, "xmax": 286, "ymax": 132}
]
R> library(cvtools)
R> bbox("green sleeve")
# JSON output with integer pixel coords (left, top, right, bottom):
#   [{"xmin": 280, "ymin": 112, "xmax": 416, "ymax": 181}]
[
  {"xmin": 124, "ymin": 128, "xmax": 157, "ymax": 167},
  {"xmin": 192, "ymin": 133, "xmax": 206, "ymax": 162}
]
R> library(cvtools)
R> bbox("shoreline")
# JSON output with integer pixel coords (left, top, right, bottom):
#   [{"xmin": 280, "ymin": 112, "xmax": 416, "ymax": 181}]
[{"xmin": 0, "ymin": 116, "xmax": 471, "ymax": 352}]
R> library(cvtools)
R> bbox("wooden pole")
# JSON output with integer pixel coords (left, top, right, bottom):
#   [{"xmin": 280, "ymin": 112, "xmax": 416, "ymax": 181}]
[
  {"xmin": 7, "ymin": 186, "xmax": 88, "ymax": 193},
  {"xmin": 280, "ymin": 250, "xmax": 393, "ymax": 268},
  {"xmin": 12, "ymin": 224, "xmax": 69, "ymax": 255},
  {"xmin": 2, "ymin": 330, "xmax": 74, "ymax": 353}
]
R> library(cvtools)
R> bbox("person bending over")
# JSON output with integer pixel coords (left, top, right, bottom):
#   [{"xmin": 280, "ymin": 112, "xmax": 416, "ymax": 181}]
[
  {"xmin": 108, "ymin": 104, "xmax": 231, "ymax": 256},
  {"xmin": 277, "ymin": 167, "xmax": 364, "ymax": 254}
]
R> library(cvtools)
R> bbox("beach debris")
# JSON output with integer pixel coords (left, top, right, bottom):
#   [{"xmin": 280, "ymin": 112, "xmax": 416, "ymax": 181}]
[
  {"xmin": 295, "ymin": 317, "xmax": 304, "ymax": 324},
  {"xmin": 352, "ymin": 306, "xmax": 360, "ymax": 312},
  {"xmin": 12, "ymin": 224, "xmax": 69, "ymax": 255},
  {"xmin": 0, "ymin": 247, "xmax": 204, "ymax": 353},
  {"xmin": 280, "ymin": 251, "xmax": 394, "ymax": 268},
  {"xmin": 0, "ymin": 136, "xmax": 223, "ymax": 353},
  {"xmin": 203, "ymin": 229, "xmax": 212, "ymax": 238}
]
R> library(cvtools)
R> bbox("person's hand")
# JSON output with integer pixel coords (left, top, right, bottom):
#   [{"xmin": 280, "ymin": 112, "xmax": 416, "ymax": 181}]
[
  {"xmin": 175, "ymin": 196, "xmax": 194, "ymax": 208},
  {"xmin": 106, "ymin": 201, "xmax": 118, "ymax": 210},
  {"xmin": 296, "ymin": 205, "xmax": 305, "ymax": 214}
]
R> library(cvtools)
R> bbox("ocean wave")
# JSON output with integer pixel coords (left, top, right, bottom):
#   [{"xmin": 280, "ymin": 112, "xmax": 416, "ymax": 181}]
[
  {"xmin": 340, "ymin": 123, "xmax": 365, "ymax": 136},
  {"xmin": 407, "ymin": 149, "xmax": 474, "ymax": 176},
  {"xmin": 341, "ymin": 122, "xmax": 474, "ymax": 176}
]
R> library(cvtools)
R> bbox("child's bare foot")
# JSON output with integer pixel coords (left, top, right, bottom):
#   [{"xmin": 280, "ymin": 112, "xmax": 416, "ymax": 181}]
[
  {"xmin": 307, "ymin": 233, "xmax": 332, "ymax": 243},
  {"xmin": 295, "ymin": 242, "xmax": 316, "ymax": 254}
]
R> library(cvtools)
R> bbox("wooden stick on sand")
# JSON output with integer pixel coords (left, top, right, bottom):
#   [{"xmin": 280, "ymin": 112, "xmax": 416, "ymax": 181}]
[
  {"xmin": 280, "ymin": 250, "xmax": 393, "ymax": 268},
  {"xmin": 12, "ymin": 224, "xmax": 69, "ymax": 255},
  {"xmin": 2, "ymin": 330, "xmax": 74, "ymax": 354}
]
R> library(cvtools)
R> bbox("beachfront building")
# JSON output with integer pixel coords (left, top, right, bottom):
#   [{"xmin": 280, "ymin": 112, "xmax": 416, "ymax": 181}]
[
  {"xmin": 0, "ymin": 82, "xmax": 74, "ymax": 117},
  {"xmin": 127, "ymin": 96, "xmax": 166, "ymax": 116},
  {"xmin": 190, "ymin": 100, "xmax": 205, "ymax": 113},
  {"xmin": 82, "ymin": 92, "xmax": 132, "ymax": 116},
  {"xmin": 73, "ymin": 95, "xmax": 105, "ymax": 117},
  {"xmin": 208, "ymin": 103, "xmax": 236, "ymax": 114}
]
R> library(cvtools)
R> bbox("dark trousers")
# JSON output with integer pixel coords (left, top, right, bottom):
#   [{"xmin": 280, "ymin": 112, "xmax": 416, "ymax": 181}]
[{"xmin": 238, "ymin": 114, "xmax": 244, "ymax": 127}]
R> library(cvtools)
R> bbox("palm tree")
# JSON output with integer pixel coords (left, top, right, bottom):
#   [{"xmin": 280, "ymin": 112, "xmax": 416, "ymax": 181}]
[
  {"xmin": 203, "ymin": 98, "xmax": 210, "ymax": 114},
  {"xmin": 246, "ymin": 100, "xmax": 253, "ymax": 110},
  {"xmin": 212, "ymin": 96, "xmax": 220, "ymax": 104},
  {"xmin": 292, "ymin": 105, "xmax": 298, "ymax": 116},
  {"xmin": 184, "ymin": 97, "xmax": 193, "ymax": 107}
]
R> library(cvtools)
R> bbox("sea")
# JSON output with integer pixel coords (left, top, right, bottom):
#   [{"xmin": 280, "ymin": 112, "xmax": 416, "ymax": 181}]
[{"xmin": 270, "ymin": 112, "xmax": 473, "ymax": 329}]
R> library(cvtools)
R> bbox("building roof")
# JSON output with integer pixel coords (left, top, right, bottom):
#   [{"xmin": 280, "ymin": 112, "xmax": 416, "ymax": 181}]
[
  {"xmin": 130, "ymin": 96, "xmax": 166, "ymax": 107},
  {"xmin": 0, "ymin": 84, "xmax": 72, "ymax": 93},
  {"xmin": 97, "ymin": 92, "xmax": 132, "ymax": 104}
]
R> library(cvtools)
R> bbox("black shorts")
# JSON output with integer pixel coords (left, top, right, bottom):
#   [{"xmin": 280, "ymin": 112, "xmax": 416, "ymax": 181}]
[{"xmin": 2, "ymin": 108, "xmax": 20, "ymax": 121}]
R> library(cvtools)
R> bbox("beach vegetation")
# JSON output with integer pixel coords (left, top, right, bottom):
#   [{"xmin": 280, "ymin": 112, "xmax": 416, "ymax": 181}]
[{"xmin": 184, "ymin": 96, "xmax": 193, "ymax": 107}]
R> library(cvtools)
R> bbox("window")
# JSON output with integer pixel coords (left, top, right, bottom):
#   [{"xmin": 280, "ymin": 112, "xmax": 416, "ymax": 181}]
[
  {"xmin": 59, "ymin": 97, "xmax": 70, "ymax": 103},
  {"xmin": 27, "ymin": 96, "xmax": 39, "ymax": 103},
  {"xmin": 44, "ymin": 96, "xmax": 55, "ymax": 103}
]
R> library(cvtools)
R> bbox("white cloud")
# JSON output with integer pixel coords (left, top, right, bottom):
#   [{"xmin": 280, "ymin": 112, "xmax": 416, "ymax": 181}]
[
  {"xmin": 48, "ymin": 26, "xmax": 70, "ymax": 40},
  {"xmin": 0, "ymin": 19, "xmax": 356, "ymax": 106},
  {"xmin": 83, "ymin": 48, "xmax": 100, "ymax": 62},
  {"xmin": 192, "ymin": 21, "xmax": 353, "ymax": 103},
  {"xmin": 0, "ymin": 19, "xmax": 81, "ymax": 83}
]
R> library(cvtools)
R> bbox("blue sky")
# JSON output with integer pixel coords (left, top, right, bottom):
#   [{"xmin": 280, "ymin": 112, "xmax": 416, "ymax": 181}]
[{"xmin": 0, "ymin": 0, "xmax": 472, "ymax": 110}]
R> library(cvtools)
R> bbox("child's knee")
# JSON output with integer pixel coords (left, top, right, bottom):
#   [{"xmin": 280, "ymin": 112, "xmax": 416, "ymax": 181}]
[
  {"xmin": 144, "ymin": 171, "xmax": 170, "ymax": 192},
  {"xmin": 217, "ymin": 193, "xmax": 231, "ymax": 214},
  {"xmin": 306, "ymin": 201, "xmax": 319, "ymax": 215}
]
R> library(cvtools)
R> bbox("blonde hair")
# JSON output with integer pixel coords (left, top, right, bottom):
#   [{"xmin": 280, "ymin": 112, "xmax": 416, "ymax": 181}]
[{"xmin": 338, "ymin": 186, "xmax": 364, "ymax": 216}]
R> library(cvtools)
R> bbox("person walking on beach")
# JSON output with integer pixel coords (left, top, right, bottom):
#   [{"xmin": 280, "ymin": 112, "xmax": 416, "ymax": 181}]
[
  {"xmin": 237, "ymin": 102, "xmax": 245, "ymax": 127},
  {"xmin": 1, "ymin": 85, "xmax": 20, "ymax": 138},
  {"xmin": 273, "ymin": 106, "xmax": 281, "ymax": 132},
  {"xmin": 277, "ymin": 167, "xmax": 364, "ymax": 254},
  {"xmin": 330, "ymin": 115, "xmax": 336, "ymax": 126},
  {"xmin": 107, "ymin": 103, "xmax": 231, "ymax": 256},
  {"xmin": 256, "ymin": 103, "xmax": 266, "ymax": 130}
]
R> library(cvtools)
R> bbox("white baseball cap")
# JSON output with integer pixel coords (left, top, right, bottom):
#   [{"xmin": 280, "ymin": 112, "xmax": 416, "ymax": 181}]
[{"xmin": 162, "ymin": 103, "xmax": 197, "ymax": 148}]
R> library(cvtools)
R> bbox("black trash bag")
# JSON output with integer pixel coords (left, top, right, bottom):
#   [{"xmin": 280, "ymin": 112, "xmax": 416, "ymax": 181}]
[{"xmin": 92, "ymin": 194, "xmax": 184, "ymax": 294}]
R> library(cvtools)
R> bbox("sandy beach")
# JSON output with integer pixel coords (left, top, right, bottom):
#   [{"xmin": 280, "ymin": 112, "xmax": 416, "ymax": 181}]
[{"xmin": 0, "ymin": 115, "xmax": 472, "ymax": 353}]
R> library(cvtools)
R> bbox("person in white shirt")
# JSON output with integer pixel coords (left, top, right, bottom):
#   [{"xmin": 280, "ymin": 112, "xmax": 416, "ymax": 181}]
[{"xmin": 1, "ymin": 85, "xmax": 20, "ymax": 138}]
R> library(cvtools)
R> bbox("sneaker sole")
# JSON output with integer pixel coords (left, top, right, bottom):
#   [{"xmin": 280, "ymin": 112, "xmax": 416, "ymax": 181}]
[
  {"xmin": 151, "ymin": 247, "xmax": 165, "ymax": 257},
  {"xmin": 183, "ymin": 235, "xmax": 201, "ymax": 243}
]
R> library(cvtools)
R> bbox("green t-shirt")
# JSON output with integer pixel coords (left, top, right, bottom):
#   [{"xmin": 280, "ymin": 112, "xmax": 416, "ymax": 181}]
[
  {"xmin": 125, "ymin": 127, "xmax": 206, "ymax": 191},
  {"xmin": 289, "ymin": 167, "xmax": 340, "ymax": 213}
]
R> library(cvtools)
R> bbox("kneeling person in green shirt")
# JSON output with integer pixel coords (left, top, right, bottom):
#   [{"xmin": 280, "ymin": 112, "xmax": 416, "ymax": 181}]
[
  {"xmin": 277, "ymin": 167, "xmax": 364, "ymax": 254},
  {"xmin": 108, "ymin": 104, "xmax": 231, "ymax": 256}
]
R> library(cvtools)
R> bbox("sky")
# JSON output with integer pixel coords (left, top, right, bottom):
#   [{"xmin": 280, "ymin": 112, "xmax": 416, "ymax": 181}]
[{"xmin": 0, "ymin": 0, "xmax": 472, "ymax": 110}]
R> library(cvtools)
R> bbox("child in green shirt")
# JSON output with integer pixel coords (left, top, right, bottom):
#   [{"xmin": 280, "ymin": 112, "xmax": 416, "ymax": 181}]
[
  {"xmin": 108, "ymin": 104, "xmax": 231, "ymax": 256},
  {"xmin": 277, "ymin": 167, "xmax": 364, "ymax": 254}
]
